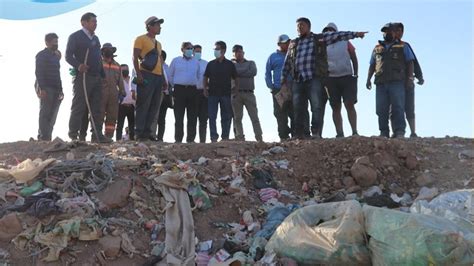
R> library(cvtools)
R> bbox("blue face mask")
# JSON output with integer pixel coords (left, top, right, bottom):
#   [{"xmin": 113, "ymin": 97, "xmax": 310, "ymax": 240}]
[
  {"xmin": 214, "ymin": 49, "xmax": 221, "ymax": 58},
  {"xmin": 184, "ymin": 49, "xmax": 193, "ymax": 58},
  {"xmin": 194, "ymin": 52, "xmax": 202, "ymax": 61}
]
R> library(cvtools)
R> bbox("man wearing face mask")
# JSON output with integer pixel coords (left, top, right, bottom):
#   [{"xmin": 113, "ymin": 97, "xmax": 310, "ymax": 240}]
[
  {"xmin": 204, "ymin": 41, "xmax": 238, "ymax": 142},
  {"xmin": 168, "ymin": 42, "xmax": 201, "ymax": 143},
  {"xmin": 116, "ymin": 64, "xmax": 135, "ymax": 141},
  {"xmin": 366, "ymin": 23, "xmax": 415, "ymax": 138},
  {"xmin": 282, "ymin": 17, "xmax": 367, "ymax": 139},
  {"xmin": 231, "ymin": 44, "xmax": 263, "ymax": 142},
  {"xmin": 193, "ymin": 44, "xmax": 209, "ymax": 143},
  {"xmin": 35, "ymin": 32, "xmax": 63, "ymax": 141},
  {"xmin": 100, "ymin": 43, "xmax": 125, "ymax": 139}
]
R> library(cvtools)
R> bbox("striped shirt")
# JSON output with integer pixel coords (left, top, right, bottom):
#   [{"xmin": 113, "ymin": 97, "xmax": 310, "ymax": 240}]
[{"xmin": 282, "ymin": 31, "xmax": 358, "ymax": 82}]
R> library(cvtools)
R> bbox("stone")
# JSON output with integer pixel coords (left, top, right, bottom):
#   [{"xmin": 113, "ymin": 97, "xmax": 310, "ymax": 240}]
[
  {"xmin": 347, "ymin": 185, "xmax": 362, "ymax": 193},
  {"xmin": 414, "ymin": 187, "xmax": 439, "ymax": 201},
  {"xmin": 216, "ymin": 147, "xmax": 237, "ymax": 157},
  {"xmin": 342, "ymin": 176, "xmax": 356, "ymax": 188},
  {"xmin": 99, "ymin": 235, "xmax": 122, "ymax": 258},
  {"xmin": 0, "ymin": 213, "xmax": 23, "ymax": 241},
  {"xmin": 351, "ymin": 158, "xmax": 377, "ymax": 187},
  {"xmin": 415, "ymin": 173, "xmax": 435, "ymax": 187},
  {"xmin": 333, "ymin": 179, "xmax": 343, "ymax": 190},
  {"xmin": 97, "ymin": 178, "xmax": 132, "ymax": 210},
  {"xmin": 405, "ymin": 154, "xmax": 418, "ymax": 170}
]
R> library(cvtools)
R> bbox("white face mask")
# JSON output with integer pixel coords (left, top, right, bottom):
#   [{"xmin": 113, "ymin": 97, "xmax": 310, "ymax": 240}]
[
  {"xmin": 214, "ymin": 49, "xmax": 221, "ymax": 58},
  {"xmin": 194, "ymin": 52, "xmax": 202, "ymax": 61}
]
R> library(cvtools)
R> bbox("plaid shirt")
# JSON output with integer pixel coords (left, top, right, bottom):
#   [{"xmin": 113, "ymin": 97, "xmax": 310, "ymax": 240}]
[{"xmin": 282, "ymin": 31, "xmax": 358, "ymax": 82}]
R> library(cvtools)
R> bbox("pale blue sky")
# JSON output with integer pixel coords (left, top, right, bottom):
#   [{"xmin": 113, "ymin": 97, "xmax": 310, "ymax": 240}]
[{"xmin": 0, "ymin": 0, "xmax": 472, "ymax": 142}]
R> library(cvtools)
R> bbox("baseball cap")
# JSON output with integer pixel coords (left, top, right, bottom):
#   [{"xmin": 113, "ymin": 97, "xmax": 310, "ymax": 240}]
[
  {"xmin": 145, "ymin": 16, "xmax": 164, "ymax": 26},
  {"xmin": 323, "ymin": 22, "xmax": 338, "ymax": 32},
  {"xmin": 380, "ymin": 23, "xmax": 394, "ymax": 32},
  {"xmin": 277, "ymin": 34, "xmax": 290, "ymax": 44}
]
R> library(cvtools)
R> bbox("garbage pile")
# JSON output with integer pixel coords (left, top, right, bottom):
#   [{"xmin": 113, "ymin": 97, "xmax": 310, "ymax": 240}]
[{"xmin": 0, "ymin": 138, "xmax": 472, "ymax": 265}]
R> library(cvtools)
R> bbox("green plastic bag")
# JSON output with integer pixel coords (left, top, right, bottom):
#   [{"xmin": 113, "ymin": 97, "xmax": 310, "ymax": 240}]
[
  {"xmin": 20, "ymin": 181, "xmax": 43, "ymax": 196},
  {"xmin": 188, "ymin": 182, "xmax": 211, "ymax": 210},
  {"xmin": 364, "ymin": 205, "xmax": 474, "ymax": 266}
]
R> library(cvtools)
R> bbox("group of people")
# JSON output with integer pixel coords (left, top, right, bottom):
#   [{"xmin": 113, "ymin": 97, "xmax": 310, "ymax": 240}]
[{"xmin": 35, "ymin": 13, "xmax": 423, "ymax": 143}]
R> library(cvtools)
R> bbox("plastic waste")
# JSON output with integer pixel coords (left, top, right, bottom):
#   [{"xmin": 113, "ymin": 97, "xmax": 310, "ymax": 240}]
[
  {"xmin": 364, "ymin": 204, "xmax": 474, "ymax": 265},
  {"xmin": 410, "ymin": 189, "xmax": 473, "ymax": 226},
  {"xmin": 414, "ymin": 186, "xmax": 439, "ymax": 202},
  {"xmin": 19, "ymin": 181, "xmax": 43, "ymax": 197},
  {"xmin": 251, "ymin": 169, "xmax": 276, "ymax": 189},
  {"xmin": 249, "ymin": 236, "xmax": 267, "ymax": 261},
  {"xmin": 266, "ymin": 200, "xmax": 370, "ymax": 265},
  {"xmin": 362, "ymin": 186, "xmax": 383, "ymax": 198},
  {"xmin": 188, "ymin": 182, "xmax": 212, "ymax": 210},
  {"xmin": 255, "ymin": 206, "xmax": 292, "ymax": 239},
  {"xmin": 390, "ymin": 192, "xmax": 413, "ymax": 206}
]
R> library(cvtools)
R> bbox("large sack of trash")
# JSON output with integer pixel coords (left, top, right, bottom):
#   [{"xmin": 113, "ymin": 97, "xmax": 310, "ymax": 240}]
[
  {"xmin": 364, "ymin": 204, "xmax": 474, "ymax": 266},
  {"xmin": 266, "ymin": 200, "xmax": 370, "ymax": 265}
]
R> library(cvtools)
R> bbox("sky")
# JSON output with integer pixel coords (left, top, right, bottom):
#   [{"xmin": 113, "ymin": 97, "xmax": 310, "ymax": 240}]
[{"xmin": 0, "ymin": 0, "xmax": 472, "ymax": 143}]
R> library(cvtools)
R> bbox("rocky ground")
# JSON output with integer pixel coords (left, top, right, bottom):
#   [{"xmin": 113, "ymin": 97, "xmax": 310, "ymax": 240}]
[{"xmin": 0, "ymin": 136, "xmax": 472, "ymax": 265}]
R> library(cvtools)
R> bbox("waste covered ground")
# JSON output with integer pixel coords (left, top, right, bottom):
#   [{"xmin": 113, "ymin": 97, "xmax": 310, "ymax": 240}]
[{"xmin": 0, "ymin": 136, "xmax": 472, "ymax": 265}]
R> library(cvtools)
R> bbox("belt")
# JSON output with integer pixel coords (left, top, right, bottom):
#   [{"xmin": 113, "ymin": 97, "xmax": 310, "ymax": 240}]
[
  {"xmin": 175, "ymin": 84, "xmax": 197, "ymax": 89},
  {"xmin": 238, "ymin": 90, "xmax": 254, "ymax": 93}
]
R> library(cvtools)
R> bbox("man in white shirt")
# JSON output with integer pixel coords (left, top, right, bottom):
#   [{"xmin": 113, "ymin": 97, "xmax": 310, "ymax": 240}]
[
  {"xmin": 193, "ymin": 44, "xmax": 208, "ymax": 143},
  {"xmin": 168, "ymin": 42, "xmax": 201, "ymax": 143},
  {"xmin": 116, "ymin": 64, "xmax": 135, "ymax": 141}
]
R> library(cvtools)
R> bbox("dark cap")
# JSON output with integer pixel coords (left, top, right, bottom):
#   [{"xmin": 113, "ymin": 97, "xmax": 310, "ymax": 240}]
[
  {"xmin": 101, "ymin": 43, "xmax": 116, "ymax": 53},
  {"xmin": 145, "ymin": 16, "xmax": 164, "ymax": 26},
  {"xmin": 381, "ymin": 23, "xmax": 394, "ymax": 32},
  {"xmin": 277, "ymin": 34, "xmax": 290, "ymax": 44}
]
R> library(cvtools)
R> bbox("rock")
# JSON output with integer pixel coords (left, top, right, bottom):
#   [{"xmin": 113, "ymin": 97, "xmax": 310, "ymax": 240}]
[
  {"xmin": 373, "ymin": 140, "xmax": 386, "ymax": 150},
  {"xmin": 97, "ymin": 178, "xmax": 132, "ymax": 210},
  {"xmin": 99, "ymin": 235, "xmax": 122, "ymax": 258},
  {"xmin": 405, "ymin": 154, "xmax": 418, "ymax": 170},
  {"xmin": 0, "ymin": 213, "xmax": 22, "ymax": 241},
  {"xmin": 347, "ymin": 185, "xmax": 361, "ymax": 193},
  {"xmin": 458, "ymin": 149, "xmax": 474, "ymax": 160},
  {"xmin": 342, "ymin": 176, "xmax": 356, "ymax": 188},
  {"xmin": 397, "ymin": 149, "xmax": 409, "ymax": 158},
  {"xmin": 333, "ymin": 179, "xmax": 343, "ymax": 190},
  {"xmin": 414, "ymin": 187, "xmax": 439, "ymax": 201},
  {"xmin": 415, "ymin": 173, "xmax": 435, "ymax": 187},
  {"xmin": 207, "ymin": 160, "xmax": 226, "ymax": 172},
  {"xmin": 351, "ymin": 157, "xmax": 377, "ymax": 187}
]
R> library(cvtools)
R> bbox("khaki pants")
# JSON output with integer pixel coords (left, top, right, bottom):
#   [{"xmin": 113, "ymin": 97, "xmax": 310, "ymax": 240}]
[{"xmin": 231, "ymin": 91, "xmax": 263, "ymax": 141}]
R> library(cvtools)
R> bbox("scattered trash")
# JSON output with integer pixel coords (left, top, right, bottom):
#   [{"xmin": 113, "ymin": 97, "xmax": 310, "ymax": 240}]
[
  {"xmin": 275, "ymin": 159, "xmax": 290, "ymax": 169},
  {"xmin": 259, "ymin": 188, "xmax": 280, "ymax": 202},
  {"xmin": 19, "ymin": 181, "xmax": 43, "ymax": 197},
  {"xmin": 364, "ymin": 204, "xmax": 474, "ymax": 265},
  {"xmin": 0, "ymin": 158, "xmax": 55, "ymax": 184},
  {"xmin": 414, "ymin": 186, "xmax": 439, "ymax": 202},
  {"xmin": 255, "ymin": 206, "xmax": 293, "ymax": 239},
  {"xmin": 188, "ymin": 181, "xmax": 212, "ymax": 210},
  {"xmin": 390, "ymin": 192, "xmax": 413, "ymax": 206},
  {"xmin": 361, "ymin": 193, "xmax": 400, "ymax": 208},
  {"xmin": 251, "ymin": 169, "xmax": 277, "ymax": 189},
  {"xmin": 458, "ymin": 149, "xmax": 474, "ymax": 160},
  {"xmin": 267, "ymin": 201, "xmax": 370, "ymax": 265},
  {"xmin": 6, "ymin": 191, "xmax": 61, "ymax": 218},
  {"xmin": 262, "ymin": 146, "xmax": 285, "ymax": 156},
  {"xmin": 362, "ymin": 186, "xmax": 383, "ymax": 198}
]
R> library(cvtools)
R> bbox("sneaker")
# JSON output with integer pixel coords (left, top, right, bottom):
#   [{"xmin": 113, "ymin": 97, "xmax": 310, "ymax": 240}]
[
  {"xmin": 410, "ymin": 133, "xmax": 419, "ymax": 138},
  {"xmin": 211, "ymin": 139, "xmax": 218, "ymax": 143},
  {"xmin": 335, "ymin": 133, "xmax": 344, "ymax": 138}
]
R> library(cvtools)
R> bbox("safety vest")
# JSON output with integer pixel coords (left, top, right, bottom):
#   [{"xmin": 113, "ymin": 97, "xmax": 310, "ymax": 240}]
[
  {"xmin": 288, "ymin": 33, "xmax": 328, "ymax": 79},
  {"xmin": 102, "ymin": 60, "xmax": 123, "ymax": 94},
  {"xmin": 373, "ymin": 41, "xmax": 406, "ymax": 84}
]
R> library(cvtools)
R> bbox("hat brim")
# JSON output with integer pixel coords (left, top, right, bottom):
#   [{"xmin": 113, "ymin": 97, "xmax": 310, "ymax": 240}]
[
  {"xmin": 323, "ymin": 27, "xmax": 336, "ymax": 32},
  {"xmin": 278, "ymin": 39, "xmax": 290, "ymax": 44},
  {"xmin": 101, "ymin": 47, "xmax": 117, "ymax": 53},
  {"xmin": 148, "ymin": 18, "xmax": 164, "ymax": 25}
]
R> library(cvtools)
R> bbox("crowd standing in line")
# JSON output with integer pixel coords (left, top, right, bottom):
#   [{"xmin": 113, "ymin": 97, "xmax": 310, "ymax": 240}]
[{"xmin": 35, "ymin": 13, "xmax": 423, "ymax": 143}]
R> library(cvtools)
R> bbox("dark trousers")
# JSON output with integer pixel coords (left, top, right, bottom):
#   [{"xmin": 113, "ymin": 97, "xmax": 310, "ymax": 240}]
[
  {"xmin": 38, "ymin": 89, "xmax": 62, "ymax": 141},
  {"xmin": 157, "ymin": 94, "xmax": 173, "ymax": 141},
  {"xmin": 376, "ymin": 81, "xmax": 406, "ymax": 137},
  {"xmin": 116, "ymin": 104, "xmax": 135, "ymax": 141},
  {"xmin": 293, "ymin": 78, "xmax": 324, "ymax": 137},
  {"xmin": 68, "ymin": 73, "xmax": 103, "ymax": 139},
  {"xmin": 173, "ymin": 85, "xmax": 198, "ymax": 143},
  {"xmin": 79, "ymin": 110, "xmax": 89, "ymax": 140},
  {"xmin": 272, "ymin": 91, "xmax": 292, "ymax": 140},
  {"xmin": 196, "ymin": 90, "xmax": 208, "ymax": 143},
  {"xmin": 208, "ymin": 95, "xmax": 232, "ymax": 141},
  {"xmin": 135, "ymin": 71, "xmax": 163, "ymax": 139}
]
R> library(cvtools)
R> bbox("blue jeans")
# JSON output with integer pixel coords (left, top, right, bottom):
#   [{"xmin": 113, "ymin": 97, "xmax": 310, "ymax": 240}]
[
  {"xmin": 135, "ymin": 71, "xmax": 163, "ymax": 139},
  {"xmin": 376, "ymin": 81, "xmax": 406, "ymax": 137},
  {"xmin": 208, "ymin": 95, "xmax": 232, "ymax": 141},
  {"xmin": 292, "ymin": 78, "xmax": 324, "ymax": 137}
]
